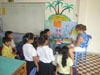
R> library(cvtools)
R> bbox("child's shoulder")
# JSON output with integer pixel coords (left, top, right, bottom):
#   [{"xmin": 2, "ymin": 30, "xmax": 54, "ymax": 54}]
[
  {"xmin": 2, "ymin": 45, "xmax": 12, "ymax": 51},
  {"xmin": 57, "ymin": 54, "xmax": 62, "ymax": 58},
  {"xmin": 4, "ymin": 45, "xmax": 11, "ymax": 48},
  {"xmin": 67, "ymin": 57, "xmax": 73, "ymax": 62}
]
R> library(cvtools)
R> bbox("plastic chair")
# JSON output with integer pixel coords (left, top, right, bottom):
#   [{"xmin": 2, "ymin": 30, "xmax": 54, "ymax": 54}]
[
  {"xmin": 75, "ymin": 35, "xmax": 92, "ymax": 67},
  {"xmin": 29, "ymin": 67, "xmax": 37, "ymax": 75}
]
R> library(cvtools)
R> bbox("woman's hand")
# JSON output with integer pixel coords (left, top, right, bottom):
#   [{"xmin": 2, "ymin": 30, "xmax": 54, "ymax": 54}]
[
  {"xmin": 70, "ymin": 38, "xmax": 76, "ymax": 46},
  {"xmin": 70, "ymin": 38, "xmax": 74, "ymax": 42}
]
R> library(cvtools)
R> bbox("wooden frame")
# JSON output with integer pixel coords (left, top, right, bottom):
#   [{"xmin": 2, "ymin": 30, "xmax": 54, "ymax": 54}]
[{"xmin": 12, "ymin": 62, "xmax": 27, "ymax": 75}]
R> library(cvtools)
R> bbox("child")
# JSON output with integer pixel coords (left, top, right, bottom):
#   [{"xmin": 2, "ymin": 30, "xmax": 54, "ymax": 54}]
[
  {"xmin": 40, "ymin": 31, "xmax": 46, "ymax": 36},
  {"xmin": 37, "ymin": 35, "xmax": 55, "ymax": 75},
  {"xmin": 55, "ymin": 46, "xmax": 73, "ymax": 75},
  {"xmin": 44, "ymin": 29, "xmax": 51, "ymax": 38},
  {"xmin": 53, "ymin": 46, "xmax": 62, "ymax": 66},
  {"xmin": 52, "ymin": 46, "xmax": 62, "ymax": 72},
  {"xmin": 2, "ymin": 37, "xmax": 19, "ymax": 59},
  {"xmin": 44, "ymin": 29, "xmax": 53, "ymax": 48},
  {"xmin": 22, "ymin": 33, "xmax": 39, "ymax": 75},
  {"xmin": 5, "ymin": 31, "xmax": 16, "ymax": 53},
  {"xmin": 68, "ymin": 24, "xmax": 88, "ymax": 64}
]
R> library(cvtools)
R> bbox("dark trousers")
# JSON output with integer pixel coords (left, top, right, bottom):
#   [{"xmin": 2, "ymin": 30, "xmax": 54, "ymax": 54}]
[
  {"xmin": 39, "ymin": 61, "xmax": 54, "ymax": 75},
  {"xmin": 26, "ymin": 61, "xmax": 36, "ymax": 75}
]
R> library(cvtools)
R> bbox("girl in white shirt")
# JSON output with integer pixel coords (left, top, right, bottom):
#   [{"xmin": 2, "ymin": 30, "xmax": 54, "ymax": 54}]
[
  {"xmin": 37, "ymin": 35, "xmax": 55, "ymax": 75},
  {"xmin": 23, "ymin": 33, "xmax": 39, "ymax": 75}
]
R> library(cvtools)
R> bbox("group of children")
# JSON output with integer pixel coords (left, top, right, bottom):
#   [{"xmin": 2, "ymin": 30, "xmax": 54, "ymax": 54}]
[
  {"xmin": 1, "ymin": 24, "xmax": 88, "ymax": 75},
  {"xmin": 2, "ymin": 31, "xmax": 19, "ymax": 59}
]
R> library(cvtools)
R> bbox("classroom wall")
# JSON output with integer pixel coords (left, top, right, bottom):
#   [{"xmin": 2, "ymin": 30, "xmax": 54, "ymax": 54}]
[
  {"xmin": 0, "ymin": 0, "xmax": 7, "ymax": 2},
  {"xmin": 78, "ymin": 0, "xmax": 100, "ymax": 53},
  {"xmin": 0, "ymin": 0, "xmax": 80, "ymax": 21}
]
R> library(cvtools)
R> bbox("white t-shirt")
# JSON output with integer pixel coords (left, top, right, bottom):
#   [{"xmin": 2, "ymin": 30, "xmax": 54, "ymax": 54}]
[
  {"xmin": 23, "ymin": 43, "xmax": 37, "ymax": 61},
  {"xmin": 11, "ymin": 40, "xmax": 16, "ymax": 48},
  {"xmin": 37, "ymin": 46, "xmax": 55, "ymax": 63}
]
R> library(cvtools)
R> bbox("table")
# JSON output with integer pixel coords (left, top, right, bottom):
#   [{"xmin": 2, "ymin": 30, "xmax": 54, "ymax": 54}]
[{"xmin": 0, "ymin": 56, "xmax": 27, "ymax": 75}]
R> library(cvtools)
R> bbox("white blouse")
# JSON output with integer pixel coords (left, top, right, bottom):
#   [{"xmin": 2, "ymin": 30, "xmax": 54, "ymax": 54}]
[
  {"xmin": 37, "ymin": 46, "xmax": 55, "ymax": 63},
  {"xmin": 23, "ymin": 43, "xmax": 37, "ymax": 61}
]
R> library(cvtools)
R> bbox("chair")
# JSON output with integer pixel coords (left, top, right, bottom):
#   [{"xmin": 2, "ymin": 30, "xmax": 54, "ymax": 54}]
[
  {"xmin": 75, "ymin": 35, "xmax": 92, "ymax": 67},
  {"xmin": 29, "ymin": 67, "xmax": 37, "ymax": 75}
]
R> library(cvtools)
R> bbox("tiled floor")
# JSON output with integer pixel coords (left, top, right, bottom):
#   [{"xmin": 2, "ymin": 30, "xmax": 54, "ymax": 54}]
[{"xmin": 76, "ymin": 54, "xmax": 100, "ymax": 75}]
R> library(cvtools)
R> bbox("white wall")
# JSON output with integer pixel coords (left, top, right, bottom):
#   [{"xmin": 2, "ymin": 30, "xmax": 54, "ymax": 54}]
[
  {"xmin": 0, "ymin": 0, "xmax": 7, "ymax": 2},
  {"xmin": 1, "ymin": 3, "xmax": 45, "ymax": 35},
  {"xmin": 78, "ymin": 0, "xmax": 100, "ymax": 53}
]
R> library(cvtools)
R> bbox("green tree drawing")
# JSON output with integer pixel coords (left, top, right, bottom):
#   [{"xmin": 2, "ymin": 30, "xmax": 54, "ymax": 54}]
[
  {"xmin": 60, "ymin": 3, "xmax": 74, "ymax": 14},
  {"xmin": 53, "ymin": 0, "xmax": 64, "ymax": 14},
  {"xmin": 46, "ymin": 0, "xmax": 74, "ymax": 15},
  {"xmin": 46, "ymin": 2, "xmax": 58, "ymax": 14}
]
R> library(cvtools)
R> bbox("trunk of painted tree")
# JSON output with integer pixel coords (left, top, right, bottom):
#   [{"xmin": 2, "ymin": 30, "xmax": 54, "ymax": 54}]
[
  {"xmin": 60, "ymin": 8, "xmax": 68, "ymax": 14},
  {"xmin": 52, "ymin": 6, "xmax": 58, "ymax": 14},
  {"xmin": 58, "ymin": 4, "xmax": 59, "ymax": 14}
]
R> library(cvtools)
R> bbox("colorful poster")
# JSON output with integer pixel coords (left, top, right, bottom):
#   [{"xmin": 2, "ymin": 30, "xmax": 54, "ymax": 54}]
[
  {"xmin": 0, "ymin": 8, "xmax": 2, "ymax": 16},
  {"xmin": 2, "ymin": 8, "xmax": 5, "ymax": 16},
  {"xmin": 45, "ymin": 20, "xmax": 77, "ymax": 38},
  {"xmin": 0, "ymin": 18, "xmax": 3, "ymax": 33},
  {"xmin": 45, "ymin": 0, "xmax": 79, "ymax": 39},
  {"xmin": 8, "ymin": 0, "xmax": 14, "ymax": 2},
  {"xmin": 54, "ymin": 21, "xmax": 61, "ymax": 27}
]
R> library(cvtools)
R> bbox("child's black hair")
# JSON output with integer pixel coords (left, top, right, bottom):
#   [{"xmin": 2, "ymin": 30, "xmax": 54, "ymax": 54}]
[
  {"xmin": 40, "ymin": 31, "xmax": 46, "ymax": 36},
  {"xmin": 61, "ymin": 46, "xmax": 69, "ymax": 67},
  {"xmin": 5, "ymin": 31, "xmax": 13, "ymax": 37},
  {"xmin": 38, "ymin": 35, "xmax": 48, "ymax": 45},
  {"xmin": 32, "ymin": 37, "xmax": 38, "ymax": 49},
  {"xmin": 44, "ymin": 29, "xmax": 50, "ymax": 33},
  {"xmin": 23, "ymin": 33, "xmax": 34, "ymax": 44},
  {"xmin": 55, "ymin": 46, "xmax": 61, "ymax": 54},
  {"xmin": 2, "ymin": 37, "xmax": 11, "ymax": 43}
]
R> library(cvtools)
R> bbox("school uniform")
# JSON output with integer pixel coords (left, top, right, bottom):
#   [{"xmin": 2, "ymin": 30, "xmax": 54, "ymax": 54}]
[
  {"xmin": 23, "ymin": 43, "xmax": 37, "ymax": 75},
  {"xmin": 37, "ymin": 45, "xmax": 55, "ymax": 75}
]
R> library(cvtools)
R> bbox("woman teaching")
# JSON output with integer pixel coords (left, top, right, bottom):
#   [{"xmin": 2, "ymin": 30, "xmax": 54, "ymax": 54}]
[{"xmin": 68, "ymin": 24, "xmax": 88, "ymax": 64}]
